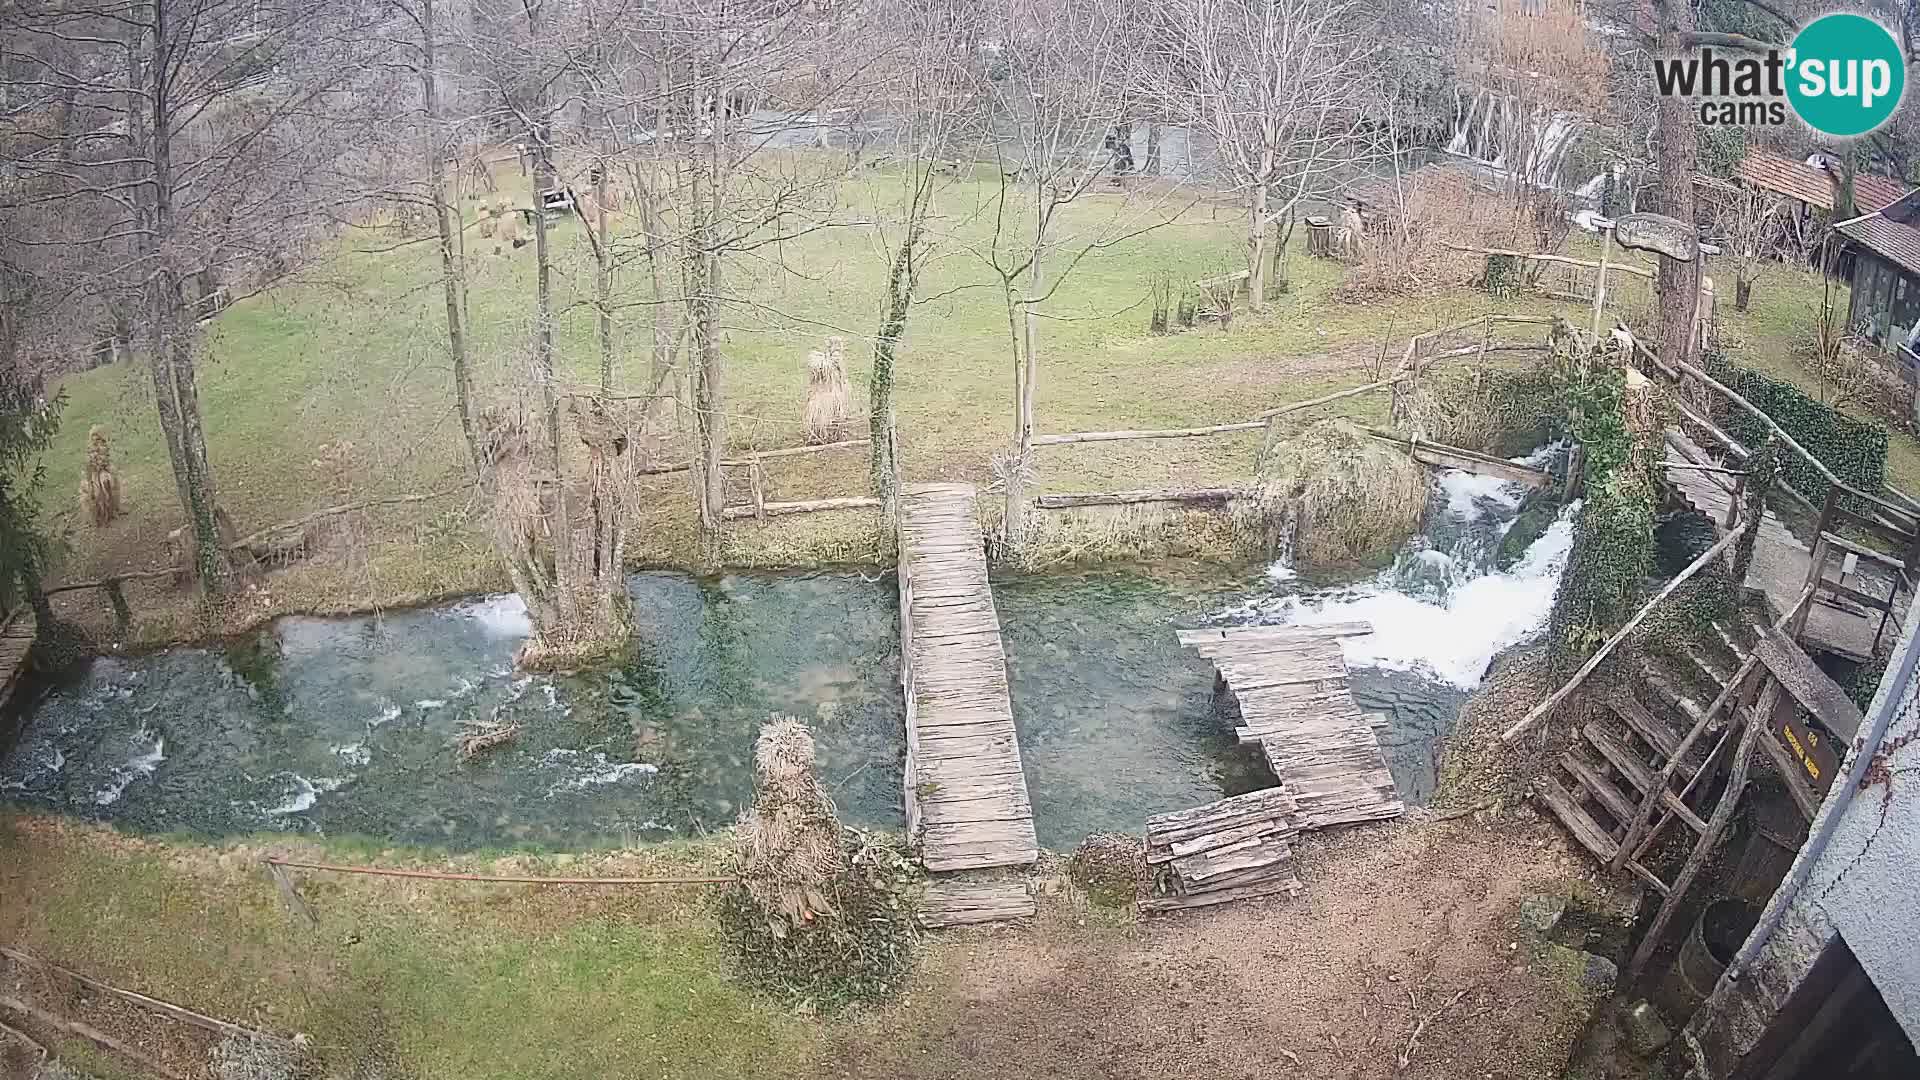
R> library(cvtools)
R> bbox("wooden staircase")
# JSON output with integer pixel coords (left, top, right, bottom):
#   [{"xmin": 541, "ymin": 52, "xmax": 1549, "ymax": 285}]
[{"xmin": 1536, "ymin": 620, "xmax": 1759, "ymax": 896}]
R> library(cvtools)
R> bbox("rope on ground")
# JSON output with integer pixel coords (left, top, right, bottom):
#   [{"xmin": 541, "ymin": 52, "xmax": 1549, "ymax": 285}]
[
  {"xmin": 262, "ymin": 856, "xmax": 736, "ymax": 886},
  {"xmin": 0, "ymin": 946, "xmax": 297, "ymax": 1050}
]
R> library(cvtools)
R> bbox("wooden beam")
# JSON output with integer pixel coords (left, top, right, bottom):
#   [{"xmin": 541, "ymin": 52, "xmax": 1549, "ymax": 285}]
[
  {"xmin": 719, "ymin": 496, "xmax": 881, "ymax": 521},
  {"xmin": 1033, "ymin": 487, "xmax": 1243, "ymax": 509},
  {"xmin": 1442, "ymin": 243, "xmax": 1656, "ymax": 279},
  {"xmin": 0, "ymin": 994, "xmax": 184, "ymax": 1080},
  {"xmin": 1175, "ymin": 622, "xmax": 1373, "ymax": 646},
  {"xmin": 0, "ymin": 947, "xmax": 297, "ymax": 1050},
  {"xmin": 1504, "ymin": 525, "xmax": 1747, "ymax": 742},
  {"xmin": 1030, "ymin": 422, "xmax": 1266, "ymax": 446}
]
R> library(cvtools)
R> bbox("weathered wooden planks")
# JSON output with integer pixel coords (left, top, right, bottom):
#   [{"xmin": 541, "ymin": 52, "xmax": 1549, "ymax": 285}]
[
  {"xmin": 898, "ymin": 484, "xmax": 1038, "ymax": 874},
  {"xmin": 1144, "ymin": 788, "xmax": 1303, "ymax": 910},
  {"xmin": 1191, "ymin": 623, "xmax": 1405, "ymax": 829},
  {"xmin": 919, "ymin": 878, "xmax": 1036, "ymax": 928}
]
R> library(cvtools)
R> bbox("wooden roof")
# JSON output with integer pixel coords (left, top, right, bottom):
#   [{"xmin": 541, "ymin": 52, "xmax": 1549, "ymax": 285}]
[{"xmin": 1735, "ymin": 148, "xmax": 1910, "ymax": 213}]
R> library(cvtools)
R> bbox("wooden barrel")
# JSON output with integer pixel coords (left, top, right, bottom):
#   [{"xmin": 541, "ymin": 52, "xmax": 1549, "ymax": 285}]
[{"xmin": 1674, "ymin": 898, "xmax": 1760, "ymax": 1009}]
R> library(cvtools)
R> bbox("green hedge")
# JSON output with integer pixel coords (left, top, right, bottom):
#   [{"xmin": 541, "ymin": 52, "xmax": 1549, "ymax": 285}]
[
  {"xmin": 1704, "ymin": 351, "xmax": 1888, "ymax": 507},
  {"xmin": 1549, "ymin": 468, "xmax": 1656, "ymax": 667}
]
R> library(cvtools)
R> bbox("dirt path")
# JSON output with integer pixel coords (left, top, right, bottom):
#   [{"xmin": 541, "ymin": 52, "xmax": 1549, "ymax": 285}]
[{"xmin": 834, "ymin": 817, "xmax": 1603, "ymax": 1080}]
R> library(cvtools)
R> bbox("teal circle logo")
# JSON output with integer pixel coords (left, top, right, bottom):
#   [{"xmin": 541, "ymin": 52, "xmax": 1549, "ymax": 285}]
[{"xmin": 1787, "ymin": 14, "xmax": 1905, "ymax": 137}]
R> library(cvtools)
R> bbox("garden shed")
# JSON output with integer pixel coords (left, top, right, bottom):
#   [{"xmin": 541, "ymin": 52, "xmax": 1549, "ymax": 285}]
[{"xmin": 1836, "ymin": 189, "xmax": 1920, "ymax": 363}]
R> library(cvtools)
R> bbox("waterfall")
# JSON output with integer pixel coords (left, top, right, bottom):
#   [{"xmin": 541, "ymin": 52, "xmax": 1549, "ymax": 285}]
[{"xmin": 1444, "ymin": 87, "xmax": 1586, "ymax": 190}]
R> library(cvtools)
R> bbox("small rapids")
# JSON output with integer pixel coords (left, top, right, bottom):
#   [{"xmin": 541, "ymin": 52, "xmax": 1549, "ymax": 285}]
[{"xmin": 1219, "ymin": 454, "xmax": 1575, "ymax": 692}]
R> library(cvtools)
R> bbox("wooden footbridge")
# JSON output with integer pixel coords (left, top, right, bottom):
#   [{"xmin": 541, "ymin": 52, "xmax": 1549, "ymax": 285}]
[{"xmin": 896, "ymin": 484, "xmax": 1039, "ymax": 925}]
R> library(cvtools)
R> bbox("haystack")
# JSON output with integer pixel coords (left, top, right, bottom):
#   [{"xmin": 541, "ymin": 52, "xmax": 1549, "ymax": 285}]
[
  {"xmin": 80, "ymin": 425, "xmax": 122, "ymax": 527},
  {"xmin": 802, "ymin": 342, "xmax": 853, "ymax": 444},
  {"xmin": 1236, "ymin": 418, "xmax": 1427, "ymax": 569},
  {"xmin": 738, "ymin": 716, "xmax": 846, "ymax": 935}
]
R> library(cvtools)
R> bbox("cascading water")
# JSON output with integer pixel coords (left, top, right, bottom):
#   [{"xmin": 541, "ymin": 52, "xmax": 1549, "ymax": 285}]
[{"xmin": 1446, "ymin": 86, "xmax": 1586, "ymax": 190}]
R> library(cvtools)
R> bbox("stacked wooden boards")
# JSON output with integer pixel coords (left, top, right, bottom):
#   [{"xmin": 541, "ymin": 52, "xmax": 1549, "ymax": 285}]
[
  {"xmin": 1178, "ymin": 622, "xmax": 1404, "ymax": 828},
  {"xmin": 897, "ymin": 484, "xmax": 1039, "ymax": 874},
  {"xmin": 919, "ymin": 878, "xmax": 1036, "ymax": 928},
  {"xmin": 1142, "ymin": 788, "xmax": 1304, "ymax": 912}
]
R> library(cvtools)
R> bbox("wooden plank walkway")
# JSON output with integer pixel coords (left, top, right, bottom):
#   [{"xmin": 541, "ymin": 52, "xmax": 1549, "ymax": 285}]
[
  {"xmin": 1664, "ymin": 429, "xmax": 1897, "ymax": 660},
  {"xmin": 1179, "ymin": 623, "xmax": 1404, "ymax": 828},
  {"xmin": 897, "ymin": 484, "xmax": 1038, "ymax": 873},
  {"xmin": 0, "ymin": 609, "xmax": 35, "ymax": 712}
]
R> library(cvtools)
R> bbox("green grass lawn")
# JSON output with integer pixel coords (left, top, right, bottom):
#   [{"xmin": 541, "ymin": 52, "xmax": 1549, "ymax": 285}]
[
  {"xmin": 31, "ymin": 161, "xmax": 1891, "ymax": 640},
  {"xmin": 0, "ymin": 821, "xmax": 819, "ymax": 1079}
]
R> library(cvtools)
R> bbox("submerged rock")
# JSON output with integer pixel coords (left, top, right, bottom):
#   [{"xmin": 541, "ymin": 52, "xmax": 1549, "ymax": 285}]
[{"xmin": 1496, "ymin": 491, "xmax": 1562, "ymax": 570}]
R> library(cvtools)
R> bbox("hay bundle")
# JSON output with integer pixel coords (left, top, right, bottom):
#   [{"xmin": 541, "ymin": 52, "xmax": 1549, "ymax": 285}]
[
  {"xmin": 1235, "ymin": 418, "xmax": 1427, "ymax": 569},
  {"xmin": 80, "ymin": 425, "xmax": 122, "ymax": 527},
  {"xmin": 738, "ymin": 716, "xmax": 846, "ymax": 935},
  {"xmin": 802, "ymin": 344, "xmax": 853, "ymax": 444},
  {"xmin": 496, "ymin": 210, "xmax": 523, "ymax": 250}
]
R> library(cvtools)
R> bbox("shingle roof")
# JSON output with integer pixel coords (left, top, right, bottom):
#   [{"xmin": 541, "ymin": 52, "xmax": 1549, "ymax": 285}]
[
  {"xmin": 1735, "ymin": 149, "xmax": 1910, "ymax": 213},
  {"xmin": 1836, "ymin": 213, "xmax": 1920, "ymax": 277}
]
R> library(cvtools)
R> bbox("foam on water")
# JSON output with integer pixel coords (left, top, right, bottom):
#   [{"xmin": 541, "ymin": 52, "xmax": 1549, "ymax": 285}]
[
  {"xmin": 541, "ymin": 748, "xmax": 659, "ymax": 794},
  {"xmin": 91, "ymin": 725, "xmax": 166, "ymax": 806},
  {"xmin": 1240, "ymin": 502, "xmax": 1578, "ymax": 690},
  {"xmin": 265, "ymin": 774, "xmax": 346, "ymax": 816},
  {"xmin": 1438, "ymin": 469, "xmax": 1525, "ymax": 520}
]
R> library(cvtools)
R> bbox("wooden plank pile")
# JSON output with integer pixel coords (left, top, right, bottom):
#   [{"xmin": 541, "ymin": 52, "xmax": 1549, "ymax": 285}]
[{"xmin": 1141, "ymin": 788, "xmax": 1305, "ymax": 913}]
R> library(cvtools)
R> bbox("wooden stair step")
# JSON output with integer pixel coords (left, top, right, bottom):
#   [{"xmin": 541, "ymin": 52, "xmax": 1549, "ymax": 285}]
[
  {"xmin": 1583, "ymin": 722, "xmax": 1660, "ymax": 794},
  {"xmin": 1640, "ymin": 668, "xmax": 1710, "ymax": 732},
  {"xmin": 1560, "ymin": 753, "xmax": 1636, "ymax": 828},
  {"xmin": 1608, "ymin": 698, "xmax": 1695, "ymax": 777},
  {"xmin": 1536, "ymin": 775, "xmax": 1621, "ymax": 865},
  {"xmin": 1711, "ymin": 621, "xmax": 1751, "ymax": 661},
  {"xmin": 1683, "ymin": 645, "xmax": 1737, "ymax": 689}
]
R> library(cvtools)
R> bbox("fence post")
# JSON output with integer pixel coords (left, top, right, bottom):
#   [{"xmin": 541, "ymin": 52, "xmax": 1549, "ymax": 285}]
[{"xmin": 103, "ymin": 578, "xmax": 131, "ymax": 639}]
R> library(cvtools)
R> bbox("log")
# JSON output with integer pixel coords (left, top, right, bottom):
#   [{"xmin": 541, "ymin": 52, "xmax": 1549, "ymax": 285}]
[
  {"xmin": 1362, "ymin": 430, "xmax": 1554, "ymax": 488},
  {"xmin": 719, "ymin": 496, "xmax": 881, "ymax": 521},
  {"xmin": 1503, "ymin": 524, "xmax": 1747, "ymax": 742},
  {"xmin": 1033, "ymin": 488, "xmax": 1243, "ymax": 509},
  {"xmin": 638, "ymin": 438, "xmax": 871, "ymax": 476},
  {"xmin": 0, "ymin": 994, "xmax": 183, "ymax": 1080},
  {"xmin": 1030, "ymin": 422, "xmax": 1266, "ymax": 446},
  {"xmin": 1441, "ymin": 243, "xmax": 1656, "ymax": 280}
]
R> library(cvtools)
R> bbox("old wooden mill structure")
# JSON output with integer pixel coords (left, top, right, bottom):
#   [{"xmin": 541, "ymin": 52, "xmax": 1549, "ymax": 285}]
[{"xmin": 1510, "ymin": 334, "xmax": 1920, "ymax": 983}]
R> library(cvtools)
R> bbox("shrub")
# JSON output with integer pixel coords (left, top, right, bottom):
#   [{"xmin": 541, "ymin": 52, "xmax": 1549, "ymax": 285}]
[{"xmin": 1704, "ymin": 351, "xmax": 1888, "ymax": 507}]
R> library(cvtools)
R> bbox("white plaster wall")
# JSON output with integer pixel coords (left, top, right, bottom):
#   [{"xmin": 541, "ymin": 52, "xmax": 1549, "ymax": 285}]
[{"xmin": 1797, "ymin": 598, "xmax": 1920, "ymax": 1045}]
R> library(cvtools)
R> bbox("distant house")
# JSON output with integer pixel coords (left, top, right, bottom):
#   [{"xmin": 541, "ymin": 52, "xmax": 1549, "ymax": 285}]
[
  {"xmin": 1735, "ymin": 148, "xmax": 1911, "ymax": 221},
  {"xmin": 1835, "ymin": 190, "xmax": 1920, "ymax": 357}
]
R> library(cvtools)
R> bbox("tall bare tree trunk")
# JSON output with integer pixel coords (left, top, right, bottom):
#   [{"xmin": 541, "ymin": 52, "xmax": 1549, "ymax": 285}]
[
  {"xmin": 144, "ymin": 0, "xmax": 230, "ymax": 594},
  {"xmin": 1248, "ymin": 161, "xmax": 1271, "ymax": 312},
  {"xmin": 870, "ymin": 226, "xmax": 916, "ymax": 509},
  {"xmin": 420, "ymin": 0, "xmax": 480, "ymax": 474},
  {"xmin": 1653, "ymin": 0, "xmax": 1702, "ymax": 367},
  {"xmin": 685, "ymin": 68, "xmax": 726, "ymax": 560},
  {"xmin": 1003, "ymin": 250, "xmax": 1043, "ymax": 548}
]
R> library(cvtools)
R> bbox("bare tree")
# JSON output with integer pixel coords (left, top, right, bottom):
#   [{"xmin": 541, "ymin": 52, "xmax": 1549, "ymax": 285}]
[
  {"xmin": 1145, "ymin": 0, "xmax": 1379, "ymax": 311},
  {"xmin": 5, "ymin": 0, "xmax": 397, "ymax": 594},
  {"xmin": 977, "ymin": 0, "xmax": 1183, "ymax": 548},
  {"xmin": 850, "ymin": 0, "xmax": 986, "ymax": 509}
]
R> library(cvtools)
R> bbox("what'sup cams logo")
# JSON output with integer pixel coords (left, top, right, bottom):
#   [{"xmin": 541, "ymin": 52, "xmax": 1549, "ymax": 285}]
[{"xmin": 1653, "ymin": 13, "xmax": 1906, "ymax": 137}]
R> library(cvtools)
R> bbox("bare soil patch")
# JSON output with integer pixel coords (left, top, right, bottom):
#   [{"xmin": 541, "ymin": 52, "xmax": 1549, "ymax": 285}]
[{"xmin": 833, "ymin": 817, "xmax": 1601, "ymax": 1080}]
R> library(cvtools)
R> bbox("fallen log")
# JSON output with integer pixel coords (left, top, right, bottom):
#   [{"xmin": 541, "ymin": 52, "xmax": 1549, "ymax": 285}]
[
  {"xmin": 1032, "ymin": 487, "xmax": 1243, "ymax": 509},
  {"xmin": 719, "ymin": 496, "xmax": 881, "ymax": 521}
]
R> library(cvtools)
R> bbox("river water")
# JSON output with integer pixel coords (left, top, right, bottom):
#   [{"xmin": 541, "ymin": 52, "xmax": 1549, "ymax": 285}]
[{"xmin": 1, "ymin": 466, "xmax": 1574, "ymax": 853}]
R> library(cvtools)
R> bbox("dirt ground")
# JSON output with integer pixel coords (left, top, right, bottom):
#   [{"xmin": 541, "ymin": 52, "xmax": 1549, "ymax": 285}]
[{"xmin": 834, "ymin": 814, "xmax": 1613, "ymax": 1080}]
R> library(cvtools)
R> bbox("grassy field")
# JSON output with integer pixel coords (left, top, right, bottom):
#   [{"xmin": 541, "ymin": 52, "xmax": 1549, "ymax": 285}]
[{"xmin": 29, "ymin": 160, "xmax": 1889, "ymax": 641}]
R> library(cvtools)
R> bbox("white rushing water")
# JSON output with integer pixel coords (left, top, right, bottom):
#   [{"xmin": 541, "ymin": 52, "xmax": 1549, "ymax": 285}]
[
  {"xmin": 91, "ymin": 724, "xmax": 166, "ymax": 806},
  {"xmin": 1222, "ymin": 464, "xmax": 1579, "ymax": 692}
]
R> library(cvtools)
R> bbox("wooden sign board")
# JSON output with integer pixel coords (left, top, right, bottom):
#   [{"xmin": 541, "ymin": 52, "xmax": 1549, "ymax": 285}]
[
  {"xmin": 1615, "ymin": 213, "xmax": 1698, "ymax": 262},
  {"xmin": 1770, "ymin": 707, "xmax": 1841, "ymax": 799}
]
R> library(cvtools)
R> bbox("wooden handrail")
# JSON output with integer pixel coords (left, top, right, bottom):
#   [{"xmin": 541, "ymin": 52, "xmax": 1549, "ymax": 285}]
[{"xmin": 1502, "ymin": 523, "xmax": 1749, "ymax": 743}]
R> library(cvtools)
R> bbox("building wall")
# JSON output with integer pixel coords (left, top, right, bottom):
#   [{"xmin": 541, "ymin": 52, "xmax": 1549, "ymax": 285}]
[{"xmin": 1687, "ymin": 599, "xmax": 1920, "ymax": 1072}]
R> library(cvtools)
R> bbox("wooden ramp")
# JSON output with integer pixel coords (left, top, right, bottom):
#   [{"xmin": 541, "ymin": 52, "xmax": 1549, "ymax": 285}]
[
  {"xmin": 1664, "ymin": 429, "xmax": 1898, "ymax": 660},
  {"xmin": 0, "ymin": 609, "xmax": 34, "ymax": 713},
  {"xmin": 897, "ymin": 484, "xmax": 1038, "ymax": 874},
  {"xmin": 1178, "ymin": 623, "xmax": 1404, "ymax": 828}
]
